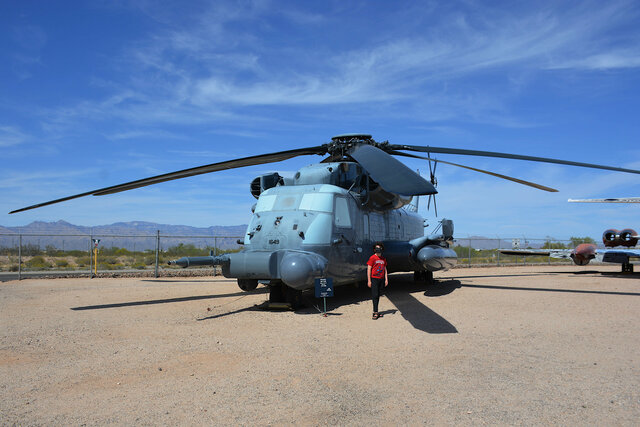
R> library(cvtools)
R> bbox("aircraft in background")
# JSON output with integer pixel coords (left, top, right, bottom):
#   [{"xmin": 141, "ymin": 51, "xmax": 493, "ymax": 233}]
[
  {"xmin": 501, "ymin": 228, "xmax": 639, "ymax": 273},
  {"xmin": 500, "ymin": 228, "xmax": 640, "ymax": 273},
  {"xmin": 560, "ymin": 197, "xmax": 639, "ymax": 271}
]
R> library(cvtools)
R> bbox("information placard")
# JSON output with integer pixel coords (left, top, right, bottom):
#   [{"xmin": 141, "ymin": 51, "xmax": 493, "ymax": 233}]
[{"xmin": 314, "ymin": 277, "xmax": 334, "ymax": 298}]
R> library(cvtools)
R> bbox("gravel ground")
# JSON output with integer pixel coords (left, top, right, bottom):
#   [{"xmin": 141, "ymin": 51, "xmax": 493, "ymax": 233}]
[{"xmin": 1, "ymin": 265, "xmax": 639, "ymax": 426}]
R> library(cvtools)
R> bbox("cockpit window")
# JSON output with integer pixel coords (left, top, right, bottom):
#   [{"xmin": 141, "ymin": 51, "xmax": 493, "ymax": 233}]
[
  {"xmin": 299, "ymin": 193, "xmax": 333, "ymax": 213},
  {"xmin": 255, "ymin": 194, "xmax": 277, "ymax": 212},
  {"xmin": 273, "ymin": 194, "xmax": 301, "ymax": 210},
  {"xmin": 334, "ymin": 197, "xmax": 351, "ymax": 227},
  {"xmin": 255, "ymin": 192, "xmax": 334, "ymax": 213}
]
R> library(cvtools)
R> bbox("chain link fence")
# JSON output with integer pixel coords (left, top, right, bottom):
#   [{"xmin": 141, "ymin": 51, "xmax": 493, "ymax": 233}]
[
  {"xmin": 453, "ymin": 236, "xmax": 584, "ymax": 267},
  {"xmin": 0, "ymin": 232, "xmax": 243, "ymax": 279},
  {"xmin": 0, "ymin": 232, "xmax": 599, "ymax": 279}
]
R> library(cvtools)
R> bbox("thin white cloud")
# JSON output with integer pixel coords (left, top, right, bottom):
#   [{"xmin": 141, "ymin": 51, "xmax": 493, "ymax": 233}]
[
  {"xmin": 0, "ymin": 168, "xmax": 96, "ymax": 191},
  {"xmin": 0, "ymin": 126, "xmax": 29, "ymax": 147},
  {"xmin": 546, "ymin": 50, "xmax": 640, "ymax": 70},
  {"xmin": 105, "ymin": 129, "xmax": 187, "ymax": 141},
  {"xmin": 24, "ymin": 1, "xmax": 640, "ymax": 136}
]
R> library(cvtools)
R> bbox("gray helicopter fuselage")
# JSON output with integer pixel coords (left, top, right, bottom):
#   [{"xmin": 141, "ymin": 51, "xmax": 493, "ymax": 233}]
[
  {"xmin": 170, "ymin": 161, "xmax": 457, "ymax": 291},
  {"xmin": 221, "ymin": 185, "xmax": 456, "ymax": 289}
]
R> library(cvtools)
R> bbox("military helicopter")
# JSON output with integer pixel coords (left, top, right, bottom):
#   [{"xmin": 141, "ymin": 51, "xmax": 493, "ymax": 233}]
[{"xmin": 11, "ymin": 134, "xmax": 640, "ymax": 306}]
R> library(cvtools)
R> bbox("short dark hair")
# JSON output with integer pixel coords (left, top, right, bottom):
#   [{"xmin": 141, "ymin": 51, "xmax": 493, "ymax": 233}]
[{"xmin": 374, "ymin": 242, "xmax": 384, "ymax": 250}]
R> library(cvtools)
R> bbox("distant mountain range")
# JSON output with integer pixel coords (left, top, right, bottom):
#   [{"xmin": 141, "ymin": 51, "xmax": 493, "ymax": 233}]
[
  {"xmin": 0, "ymin": 220, "xmax": 247, "ymax": 251},
  {"xmin": 0, "ymin": 220, "xmax": 563, "ymax": 252}
]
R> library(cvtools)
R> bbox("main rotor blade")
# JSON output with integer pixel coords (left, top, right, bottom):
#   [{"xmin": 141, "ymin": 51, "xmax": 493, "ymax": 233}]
[
  {"xmin": 389, "ymin": 144, "xmax": 640, "ymax": 175},
  {"xmin": 10, "ymin": 146, "xmax": 327, "ymax": 214},
  {"xmin": 349, "ymin": 145, "xmax": 437, "ymax": 196},
  {"xmin": 390, "ymin": 151, "xmax": 558, "ymax": 192}
]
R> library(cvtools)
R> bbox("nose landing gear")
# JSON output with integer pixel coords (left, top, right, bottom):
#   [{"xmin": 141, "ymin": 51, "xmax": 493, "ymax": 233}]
[
  {"xmin": 414, "ymin": 270, "xmax": 434, "ymax": 285},
  {"xmin": 266, "ymin": 282, "xmax": 303, "ymax": 310}
]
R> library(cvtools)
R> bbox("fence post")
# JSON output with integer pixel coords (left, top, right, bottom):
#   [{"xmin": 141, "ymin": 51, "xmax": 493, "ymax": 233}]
[
  {"xmin": 497, "ymin": 237, "xmax": 501, "ymax": 267},
  {"xmin": 468, "ymin": 237, "xmax": 471, "ymax": 268},
  {"xmin": 18, "ymin": 234, "xmax": 22, "ymax": 280},
  {"xmin": 155, "ymin": 230, "xmax": 160, "ymax": 278},
  {"xmin": 214, "ymin": 236, "xmax": 218, "ymax": 276},
  {"xmin": 89, "ymin": 235, "xmax": 93, "ymax": 278}
]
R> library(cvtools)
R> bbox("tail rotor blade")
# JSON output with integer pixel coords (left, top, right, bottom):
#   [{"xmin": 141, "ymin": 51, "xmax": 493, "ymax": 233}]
[{"xmin": 433, "ymin": 194, "xmax": 438, "ymax": 217}]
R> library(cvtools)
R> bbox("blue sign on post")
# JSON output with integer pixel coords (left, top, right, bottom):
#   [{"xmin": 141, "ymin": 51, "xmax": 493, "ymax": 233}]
[
  {"xmin": 314, "ymin": 277, "xmax": 334, "ymax": 298},
  {"xmin": 315, "ymin": 278, "xmax": 333, "ymax": 317}
]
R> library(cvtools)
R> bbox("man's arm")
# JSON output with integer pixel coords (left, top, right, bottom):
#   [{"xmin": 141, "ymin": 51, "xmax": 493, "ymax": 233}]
[
  {"xmin": 384, "ymin": 266, "xmax": 388, "ymax": 286},
  {"xmin": 367, "ymin": 265, "xmax": 372, "ymax": 288}
]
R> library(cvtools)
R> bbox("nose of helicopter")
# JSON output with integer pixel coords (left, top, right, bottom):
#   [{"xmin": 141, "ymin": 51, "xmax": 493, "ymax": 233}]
[{"xmin": 279, "ymin": 251, "xmax": 328, "ymax": 290}]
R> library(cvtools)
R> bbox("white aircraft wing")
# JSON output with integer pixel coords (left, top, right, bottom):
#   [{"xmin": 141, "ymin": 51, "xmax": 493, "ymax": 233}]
[
  {"xmin": 568, "ymin": 197, "xmax": 640, "ymax": 203},
  {"xmin": 501, "ymin": 247, "xmax": 639, "ymax": 271},
  {"xmin": 500, "ymin": 249, "xmax": 572, "ymax": 259}
]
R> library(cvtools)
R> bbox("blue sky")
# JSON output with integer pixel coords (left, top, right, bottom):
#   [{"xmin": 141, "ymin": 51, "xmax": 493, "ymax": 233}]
[{"xmin": 1, "ymin": 0, "xmax": 639, "ymax": 239}]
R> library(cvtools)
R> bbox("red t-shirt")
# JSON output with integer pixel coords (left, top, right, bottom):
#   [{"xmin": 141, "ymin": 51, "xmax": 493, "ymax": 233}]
[{"xmin": 367, "ymin": 254, "xmax": 387, "ymax": 279}]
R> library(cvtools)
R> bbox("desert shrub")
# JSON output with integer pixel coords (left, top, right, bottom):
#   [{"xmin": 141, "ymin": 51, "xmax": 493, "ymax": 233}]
[
  {"xmin": 100, "ymin": 256, "xmax": 118, "ymax": 265},
  {"xmin": 76, "ymin": 256, "xmax": 90, "ymax": 267},
  {"xmin": 26, "ymin": 256, "xmax": 51, "ymax": 269},
  {"xmin": 55, "ymin": 259, "xmax": 69, "ymax": 267},
  {"xmin": 66, "ymin": 250, "xmax": 86, "ymax": 257},
  {"xmin": 9, "ymin": 265, "xmax": 19, "ymax": 272}
]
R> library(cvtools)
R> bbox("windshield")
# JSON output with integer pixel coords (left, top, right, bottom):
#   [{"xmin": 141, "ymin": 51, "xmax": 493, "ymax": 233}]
[{"xmin": 255, "ymin": 192, "xmax": 334, "ymax": 213}]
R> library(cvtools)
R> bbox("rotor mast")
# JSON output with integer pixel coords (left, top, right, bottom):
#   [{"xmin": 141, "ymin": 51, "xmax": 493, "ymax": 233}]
[{"xmin": 326, "ymin": 134, "xmax": 389, "ymax": 158}]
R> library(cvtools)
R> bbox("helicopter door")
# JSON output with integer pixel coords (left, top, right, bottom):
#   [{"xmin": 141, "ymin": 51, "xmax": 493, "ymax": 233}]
[{"xmin": 333, "ymin": 196, "xmax": 358, "ymax": 278}]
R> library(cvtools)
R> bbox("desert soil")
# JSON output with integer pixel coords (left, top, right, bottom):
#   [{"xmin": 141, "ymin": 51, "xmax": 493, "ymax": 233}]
[{"xmin": 1, "ymin": 265, "xmax": 639, "ymax": 426}]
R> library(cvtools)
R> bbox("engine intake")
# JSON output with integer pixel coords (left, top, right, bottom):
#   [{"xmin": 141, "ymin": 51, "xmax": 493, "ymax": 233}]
[
  {"xmin": 619, "ymin": 229, "xmax": 638, "ymax": 247},
  {"xmin": 251, "ymin": 173, "xmax": 284, "ymax": 198},
  {"xmin": 603, "ymin": 229, "xmax": 619, "ymax": 247},
  {"xmin": 602, "ymin": 228, "xmax": 638, "ymax": 247}
]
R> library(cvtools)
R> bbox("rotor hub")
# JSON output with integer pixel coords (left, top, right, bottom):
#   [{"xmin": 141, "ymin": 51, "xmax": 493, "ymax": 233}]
[{"xmin": 327, "ymin": 133, "xmax": 389, "ymax": 156}]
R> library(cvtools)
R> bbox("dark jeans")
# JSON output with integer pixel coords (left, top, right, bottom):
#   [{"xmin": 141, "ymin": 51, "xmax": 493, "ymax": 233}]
[{"xmin": 371, "ymin": 277, "xmax": 385, "ymax": 312}]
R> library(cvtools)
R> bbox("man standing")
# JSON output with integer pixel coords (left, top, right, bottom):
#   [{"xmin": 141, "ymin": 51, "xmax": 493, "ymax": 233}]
[{"xmin": 367, "ymin": 242, "xmax": 388, "ymax": 320}]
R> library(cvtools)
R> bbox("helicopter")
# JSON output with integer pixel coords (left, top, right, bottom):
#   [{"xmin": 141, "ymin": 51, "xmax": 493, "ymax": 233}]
[{"xmin": 11, "ymin": 134, "xmax": 640, "ymax": 306}]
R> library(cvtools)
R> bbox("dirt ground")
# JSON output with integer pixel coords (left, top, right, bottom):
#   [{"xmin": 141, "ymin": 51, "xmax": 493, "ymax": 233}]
[{"xmin": 1, "ymin": 265, "xmax": 639, "ymax": 426}]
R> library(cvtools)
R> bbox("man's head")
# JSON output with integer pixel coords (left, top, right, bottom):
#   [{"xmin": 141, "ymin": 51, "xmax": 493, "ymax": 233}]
[{"xmin": 374, "ymin": 242, "xmax": 384, "ymax": 254}]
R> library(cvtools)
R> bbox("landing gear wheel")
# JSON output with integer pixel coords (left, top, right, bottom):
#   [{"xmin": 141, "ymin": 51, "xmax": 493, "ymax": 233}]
[
  {"xmin": 237, "ymin": 279, "xmax": 258, "ymax": 291},
  {"xmin": 284, "ymin": 286, "xmax": 303, "ymax": 310},
  {"xmin": 414, "ymin": 270, "xmax": 434, "ymax": 285},
  {"xmin": 268, "ymin": 283, "xmax": 302, "ymax": 310},
  {"xmin": 269, "ymin": 283, "xmax": 285, "ymax": 302}
]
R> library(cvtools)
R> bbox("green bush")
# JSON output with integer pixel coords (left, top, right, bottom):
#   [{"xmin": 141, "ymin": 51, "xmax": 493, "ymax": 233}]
[
  {"xmin": 55, "ymin": 259, "xmax": 69, "ymax": 267},
  {"xmin": 76, "ymin": 256, "xmax": 90, "ymax": 267},
  {"xmin": 26, "ymin": 256, "xmax": 51, "ymax": 269}
]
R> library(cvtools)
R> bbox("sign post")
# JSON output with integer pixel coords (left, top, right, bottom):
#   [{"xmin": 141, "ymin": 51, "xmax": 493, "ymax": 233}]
[
  {"xmin": 92, "ymin": 239, "xmax": 100, "ymax": 277},
  {"xmin": 314, "ymin": 277, "xmax": 334, "ymax": 317}
]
